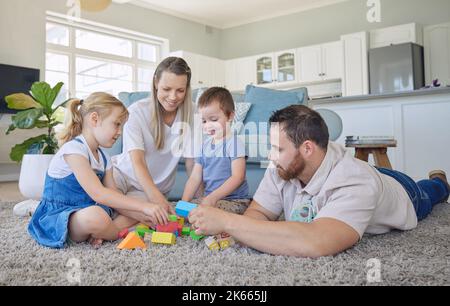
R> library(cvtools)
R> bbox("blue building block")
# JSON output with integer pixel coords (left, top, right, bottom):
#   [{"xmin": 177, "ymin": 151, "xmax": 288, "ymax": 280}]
[{"xmin": 175, "ymin": 201, "xmax": 197, "ymax": 218}]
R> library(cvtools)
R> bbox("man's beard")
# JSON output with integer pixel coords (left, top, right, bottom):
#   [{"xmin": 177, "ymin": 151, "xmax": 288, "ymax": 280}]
[{"xmin": 277, "ymin": 152, "xmax": 305, "ymax": 181}]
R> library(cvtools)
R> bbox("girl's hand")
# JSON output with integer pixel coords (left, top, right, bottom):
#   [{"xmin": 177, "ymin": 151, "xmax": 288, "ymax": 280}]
[
  {"xmin": 158, "ymin": 199, "xmax": 176, "ymax": 215},
  {"xmin": 142, "ymin": 203, "xmax": 169, "ymax": 225}
]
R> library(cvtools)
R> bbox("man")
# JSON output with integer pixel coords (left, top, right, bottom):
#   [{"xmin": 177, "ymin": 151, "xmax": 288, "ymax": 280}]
[{"xmin": 189, "ymin": 105, "xmax": 449, "ymax": 258}]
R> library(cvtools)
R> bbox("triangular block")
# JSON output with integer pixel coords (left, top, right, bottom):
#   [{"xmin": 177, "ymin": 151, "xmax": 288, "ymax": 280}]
[{"xmin": 117, "ymin": 232, "xmax": 146, "ymax": 250}]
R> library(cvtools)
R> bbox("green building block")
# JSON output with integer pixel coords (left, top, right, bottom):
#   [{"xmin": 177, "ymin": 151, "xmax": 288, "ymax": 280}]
[
  {"xmin": 182, "ymin": 227, "xmax": 191, "ymax": 236},
  {"xmin": 190, "ymin": 230, "xmax": 204, "ymax": 241},
  {"xmin": 136, "ymin": 227, "xmax": 152, "ymax": 238},
  {"xmin": 168, "ymin": 215, "xmax": 178, "ymax": 222}
]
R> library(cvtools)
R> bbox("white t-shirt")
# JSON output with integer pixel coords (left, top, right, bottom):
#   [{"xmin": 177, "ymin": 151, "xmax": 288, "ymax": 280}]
[
  {"xmin": 253, "ymin": 142, "xmax": 418, "ymax": 238},
  {"xmin": 48, "ymin": 135, "xmax": 112, "ymax": 179},
  {"xmin": 112, "ymin": 99, "xmax": 195, "ymax": 195}
]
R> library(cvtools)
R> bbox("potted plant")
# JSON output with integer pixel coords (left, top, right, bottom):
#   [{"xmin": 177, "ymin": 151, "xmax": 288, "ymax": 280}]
[{"xmin": 5, "ymin": 81, "xmax": 67, "ymax": 201}]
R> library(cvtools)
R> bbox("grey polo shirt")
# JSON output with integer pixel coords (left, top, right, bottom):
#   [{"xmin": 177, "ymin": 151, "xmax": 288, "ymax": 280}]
[{"xmin": 253, "ymin": 142, "xmax": 418, "ymax": 238}]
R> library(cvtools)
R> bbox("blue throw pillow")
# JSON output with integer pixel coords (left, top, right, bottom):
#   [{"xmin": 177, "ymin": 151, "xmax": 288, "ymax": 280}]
[{"xmin": 243, "ymin": 85, "xmax": 305, "ymax": 126}]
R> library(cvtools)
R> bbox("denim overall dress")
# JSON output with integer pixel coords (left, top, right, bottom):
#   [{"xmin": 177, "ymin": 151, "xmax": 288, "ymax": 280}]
[{"xmin": 28, "ymin": 138, "xmax": 113, "ymax": 248}]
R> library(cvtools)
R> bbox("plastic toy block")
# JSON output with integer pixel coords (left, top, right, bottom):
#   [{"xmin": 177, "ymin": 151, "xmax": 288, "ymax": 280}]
[
  {"xmin": 175, "ymin": 201, "xmax": 197, "ymax": 218},
  {"xmin": 218, "ymin": 237, "xmax": 235, "ymax": 250},
  {"xmin": 143, "ymin": 233, "xmax": 152, "ymax": 244},
  {"xmin": 151, "ymin": 232, "xmax": 176, "ymax": 245},
  {"xmin": 177, "ymin": 217, "xmax": 185, "ymax": 227},
  {"xmin": 136, "ymin": 224, "xmax": 150, "ymax": 230},
  {"xmin": 168, "ymin": 215, "xmax": 178, "ymax": 222},
  {"xmin": 117, "ymin": 232, "xmax": 146, "ymax": 250},
  {"xmin": 182, "ymin": 227, "xmax": 191, "ymax": 236},
  {"xmin": 177, "ymin": 224, "xmax": 182, "ymax": 235},
  {"xmin": 136, "ymin": 227, "xmax": 152, "ymax": 238},
  {"xmin": 205, "ymin": 236, "xmax": 220, "ymax": 251},
  {"xmin": 156, "ymin": 222, "xmax": 179, "ymax": 234},
  {"xmin": 190, "ymin": 230, "xmax": 204, "ymax": 241},
  {"xmin": 118, "ymin": 228, "xmax": 129, "ymax": 239}
]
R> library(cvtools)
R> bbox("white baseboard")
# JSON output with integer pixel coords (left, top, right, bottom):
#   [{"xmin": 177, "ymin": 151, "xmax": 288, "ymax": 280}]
[{"xmin": 0, "ymin": 163, "xmax": 21, "ymax": 182}]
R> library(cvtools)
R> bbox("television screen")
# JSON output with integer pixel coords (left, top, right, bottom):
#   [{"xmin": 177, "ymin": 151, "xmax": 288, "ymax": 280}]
[{"xmin": 0, "ymin": 64, "xmax": 40, "ymax": 114}]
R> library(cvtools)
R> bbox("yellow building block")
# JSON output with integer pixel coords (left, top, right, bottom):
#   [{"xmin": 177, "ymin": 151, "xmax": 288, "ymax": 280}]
[
  {"xmin": 177, "ymin": 217, "xmax": 185, "ymax": 227},
  {"xmin": 205, "ymin": 236, "xmax": 220, "ymax": 251},
  {"xmin": 117, "ymin": 232, "xmax": 146, "ymax": 250},
  {"xmin": 151, "ymin": 232, "xmax": 176, "ymax": 245}
]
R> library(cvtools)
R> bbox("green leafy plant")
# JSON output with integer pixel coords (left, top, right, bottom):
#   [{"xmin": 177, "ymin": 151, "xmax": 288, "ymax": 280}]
[{"xmin": 4, "ymin": 81, "xmax": 68, "ymax": 162}]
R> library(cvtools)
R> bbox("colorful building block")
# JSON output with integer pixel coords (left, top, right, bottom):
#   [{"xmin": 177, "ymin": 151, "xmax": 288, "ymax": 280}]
[
  {"xmin": 190, "ymin": 230, "xmax": 204, "ymax": 241},
  {"xmin": 156, "ymin": 222, "xmax": 179, "ymax": 234},
  {"xmin": 168, "ymin": 215, "xmax": 178, "ymax": 222},
  {"xmin": 118, "ymin": 228, "xmax": 129, "ymax": 239},
  {"xmin": 136, "ymin": 227, "xmax": 152, "ymax": 238},
  {"xmin": 117, "ymin": 232, "xmax": 146, "ymax": 250},
  {"xmin": 175, "ymin": 201, "xmax": 197, "ymax": 218},
  {"xmin": 151, "ymin": 232, "xmax": 176, "ymax": 245},
  {"xmin": 217, "ymin": 237, "xmax": 235, "ymax": 250},
  {"xmin": 182, "ymin": 227, "xmax": 191, "ymax": 236},
  {"xmin": 177, "ymin": 217, "xmax": 185, "ymax": 227},
  {"xmin": 205, "ymin": 236, "xmax": 220, "ymax": 251}
]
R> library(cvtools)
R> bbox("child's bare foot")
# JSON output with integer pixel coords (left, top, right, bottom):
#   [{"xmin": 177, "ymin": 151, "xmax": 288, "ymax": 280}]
[{"xmin": 88, "ymin": 236, "xmax": 103, "ymax": 249}]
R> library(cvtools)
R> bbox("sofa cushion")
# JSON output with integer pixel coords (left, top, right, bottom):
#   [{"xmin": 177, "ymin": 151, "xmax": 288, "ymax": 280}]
[
  {"xmin": 118, "ymin": 92, "xmax": 151, "ymax": 108},
  {"xmin": 232, "ymin": 102, "xmax": 252, "ymax": 134},
  {"xmin": 243, "ymin": 85, "xmax": 307, "ymax": 126}
]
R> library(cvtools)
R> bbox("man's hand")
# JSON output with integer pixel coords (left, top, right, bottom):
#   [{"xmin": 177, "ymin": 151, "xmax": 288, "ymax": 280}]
[{"xmin": 188, "ymin": 205, "xmax": 230, "ymax": 236}]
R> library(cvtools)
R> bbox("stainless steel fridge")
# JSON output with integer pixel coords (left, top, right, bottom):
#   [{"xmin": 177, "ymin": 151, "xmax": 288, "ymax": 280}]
[{"xmin": 369, "ymin": 43, "xmax": 425, "ymax": 94}]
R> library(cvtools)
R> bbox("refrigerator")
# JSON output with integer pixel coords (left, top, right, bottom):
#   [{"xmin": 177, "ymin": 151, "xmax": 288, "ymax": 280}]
[{"xmin": 369, "ymin": 43, "xmax": 425, "ymax": 94}]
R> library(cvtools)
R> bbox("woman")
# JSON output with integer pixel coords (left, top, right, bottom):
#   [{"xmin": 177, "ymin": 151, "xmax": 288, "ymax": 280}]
[{"xmin": 112, "ymin": 57, "xmax": 196, "ymax": 219}]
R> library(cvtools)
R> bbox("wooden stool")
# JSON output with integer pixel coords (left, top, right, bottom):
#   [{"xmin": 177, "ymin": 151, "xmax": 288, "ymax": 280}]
[{"xmin": 346, "ymin": 141, "xmax": 397, "ymax": 169}]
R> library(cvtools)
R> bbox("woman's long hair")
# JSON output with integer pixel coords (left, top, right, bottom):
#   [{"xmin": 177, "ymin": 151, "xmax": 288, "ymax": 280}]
[{"xmin": 151, "ymin": 57, "xmax": 193, "ymax": 150}]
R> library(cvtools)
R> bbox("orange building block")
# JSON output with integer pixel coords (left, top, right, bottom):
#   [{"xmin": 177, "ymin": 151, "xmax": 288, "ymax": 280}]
[{"xmin": 117, "ymin": 232, "xmax": 147, "ymax": 250}]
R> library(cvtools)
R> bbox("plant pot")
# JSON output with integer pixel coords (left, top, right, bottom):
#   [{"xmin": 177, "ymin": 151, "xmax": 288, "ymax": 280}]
[{"xmin": 18, "ymin": 154, "xmax": 54, "ymax": 200}]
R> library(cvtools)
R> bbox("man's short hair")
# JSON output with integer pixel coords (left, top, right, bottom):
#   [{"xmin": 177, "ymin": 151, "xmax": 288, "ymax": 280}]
[
  {"xmin": 269, "ymin": 105, "xmax": 329, "ymax": 150},
  {"xmin": 198, "ymin": 87, "xmax": 235, "ymax": 117}
]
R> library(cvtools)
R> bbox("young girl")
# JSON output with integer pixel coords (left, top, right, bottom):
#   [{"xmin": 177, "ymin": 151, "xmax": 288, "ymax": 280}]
[
  {"xmin": 28, "ymin": 92, "xmax": 169, "ymax": 249},
  {"xmin": 182, "ymin": 87, "xmax": 249, "ymax": 208}
]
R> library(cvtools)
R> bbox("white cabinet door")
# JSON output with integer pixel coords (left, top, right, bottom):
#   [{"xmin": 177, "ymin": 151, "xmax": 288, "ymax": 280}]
[
  {"xmin": 424, "ymin": 23, "xmax": 450, "ymax": 86},
  {"xmin": 275, "ymin": 50, "xmax": 297, "ymax": 85},
  {"xmin": 322, "ymin": 41, "xmax": 343, "ymax": 80},
  {"xmin": 225, "ymin": 59, "xmax": 238, "ymax": 91},
  {"xmin": 256, "ymin": 54, "xmax": 274, "ymax": 85},
  {"xmin": 370, "ymin": 23, "xmax": 423, "ymax": 49},
  {"xmin": 237, "ymin": 56, "xmax": 257, "ymax": 90},
  {"xmin": 341, "ymin": 32, "xmax": 369, "ymax": 96},
  {"xmin": 297, "ymin": 45, "xmax": 322, "ymax": 83},
  {"xmin": 213, "ymin": 59, "xmax": 225, "ymax": 87}
]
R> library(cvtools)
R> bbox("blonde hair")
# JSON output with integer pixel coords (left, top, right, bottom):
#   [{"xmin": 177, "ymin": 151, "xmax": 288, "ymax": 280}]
[
  {"xmin": 151, "ymin": 57, "xmax": 193, "ymax": 150},
  {"xmin": 57, "ymin": 92, "xmax": 128, "ymax": 146}
]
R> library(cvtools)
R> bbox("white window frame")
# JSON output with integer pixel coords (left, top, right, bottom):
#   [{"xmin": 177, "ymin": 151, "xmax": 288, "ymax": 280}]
[{"xmin": 45, "ymin": 11, "xmax": 170, "ymax": 97}]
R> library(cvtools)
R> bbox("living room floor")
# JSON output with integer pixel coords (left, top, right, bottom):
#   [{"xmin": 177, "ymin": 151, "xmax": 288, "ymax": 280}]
[{"xmin": 0, "ymin": 182, "xmax": 24, "ymax": 203}]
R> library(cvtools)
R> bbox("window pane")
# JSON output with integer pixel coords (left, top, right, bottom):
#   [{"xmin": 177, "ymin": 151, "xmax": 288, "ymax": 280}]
[
  {"xmin": 46, "ymin": 23, "xmax": 69, "ymax": 46},
  {"xmin": 46, "ymin": 52, "xmax": 70, "ymax": 105},
  {"xmin": 137, "ymin": 67, "xmax": 154, "ymax": 90},
  {"xmin": 76, "ymin": 57, "xmax": 133, "ymax": 98},
  {"xmin": 138, "ymin": 43, "xmax": 157, "ymax": 62},
  {"xmin": 75, "ymin": 29, "xmax": 132, "ymax": 58},
  {"xmin": 46, "ymin": 52, "xmax": 69, "ymax": 73}
]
